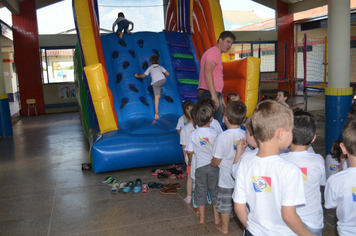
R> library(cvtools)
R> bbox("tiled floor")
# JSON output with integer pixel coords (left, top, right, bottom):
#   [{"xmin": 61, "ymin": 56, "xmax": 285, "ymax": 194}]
[{"xmin": 0, "ymin": 95, "xmax": 339, "ymax": 236}]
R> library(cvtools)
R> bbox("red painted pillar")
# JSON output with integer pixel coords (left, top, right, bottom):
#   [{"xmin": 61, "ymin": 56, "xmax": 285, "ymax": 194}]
[
  {"xmin": 12, "ymin": 0, "xmax": 45, "ymax": 115},
  {"xmin": 277, "ymin": 1, "xmax": 294, "ymax": 92}
]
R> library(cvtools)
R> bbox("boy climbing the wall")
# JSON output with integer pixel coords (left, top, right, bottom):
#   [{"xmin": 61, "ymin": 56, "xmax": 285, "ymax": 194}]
[
  {"xmin": 135, "ymin": 55, "xmax": 169, "ymax": 120},
  {"xmin": 112, "ymin": 12, "xmax": 134, "ymax": 39}
]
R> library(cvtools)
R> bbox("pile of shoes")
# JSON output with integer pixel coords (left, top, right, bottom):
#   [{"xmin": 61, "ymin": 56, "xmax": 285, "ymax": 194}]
[
  {"xmin": 151, "ymin": 164, "xmax": 186, "ymax": 180},
  {"xmin": 159, "ymin": 182, "xmax": 181, "ymax": 195},
  {"xmin": 101, "ymin": 177, "xmax": 148, "ymax": 194}
]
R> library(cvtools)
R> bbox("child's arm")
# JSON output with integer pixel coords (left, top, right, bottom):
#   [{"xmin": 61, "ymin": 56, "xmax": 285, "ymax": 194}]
[
  {"xmin": 182, "ymin": 144, "xmax": 187, "ymax": 163},
  {"xmin": 164, "ymin": 71, "xmax": 169, "ymax": 77},
  {"xmin": 134, "ymin": 73, "xmax": 147, "ymax": 79},
  {"xmin": 233, "ymin": 138, "xmax": 247, "ymax": 164},
  {"xmin": 234, "ymin": 203, "xmax": 248, "ymax": 228},
  {"xmin": 187, "ymin": 151, "xmax": 193, "ymax": 166},
  {"xmin": 281, "ymin": 206, "xmax": 316, "ymax": 236},
  {"xmin": 210, "ymin": 157, "xmax": 221, "ymax": 167},
  {"xmin": 129, "ymin": 22, "xmax": 134, "ymax": 31},
  {"xmin": 112, "ymin": 24, "xmax": 115, "ymax": 33}
]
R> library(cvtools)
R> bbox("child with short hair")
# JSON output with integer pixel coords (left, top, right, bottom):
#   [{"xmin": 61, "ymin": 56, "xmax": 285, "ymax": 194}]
[
  {"xmin": 112, "ymin": 12, "xmax": 134, "ymax": 39},
  {"xmin": 233, "ymin": 100, "xmax": 314, "ymax": 236},
  {"xmin": 324, "ymin": 117, "xmax": 356, "ymax": 236},
  {"xmin": 227, "ymin": 92, "xmax": 240, "ymax": 103},
  {"xmin": 179, "ymin": 102, "xmax": 195, "ymax": 204},
  {"xmin": 186, "ymin": 104, "xmax": 220, "ymax": 224},
  {"xmin": 325, "ymin": 140, "xmax": 343, "ymax": 179},
  {"xmin": 276, "ymin": 90, "xmax": 290, "ymax": 107},
  {"xmin": 210, "ymin": 101, "xmax": 246, "ymax": 234},
  {"xmin": 135, "ymin": 55, "xmax": 169, "ymax": 120},
  {"xmin": 176, "ymin": 100, "xmax": 194, "ymax": 135},
  {"xmin": 195, "ymin": 98, "xmax": 223, "ymax": 133},
  {"xmin": 280, "ymin": 111, "xmax": 326, "ymax": 236}
]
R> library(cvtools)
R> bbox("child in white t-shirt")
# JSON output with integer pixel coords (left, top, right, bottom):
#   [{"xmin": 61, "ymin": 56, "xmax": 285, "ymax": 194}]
[
  {"xmin": 233, "ymin": 100, "xmax": 314, "ymax": 236},
  {"xmin": 186, "ymin": 104, "xmax": 219, "ymax": 225},
  {"xmin": 195, "ymin": 97, "xmax": 223, "ymax": 134},
  {"xmin": 280, "ymin": 111, "xmax": 326, "ymax": 236},
  {"xmin": 325, "ymin": 140, "xmax": 343, "ymax": 179},
  {"xmin": 135, "ymin": 55, "xmax": 169, "ymax": 120},
  {"xmin": 176, "ymin": 100, "xmax": 194, "ymax": 135},
  {"xmin": 324, "ymin": 117, "xmax": 356, "ymax": 236},
  {"xmin": 210, "ymin": 101, "xmax": 246, "ymax": 234},
  {"xmin": 179, "ymin": 102, "xmax": 195, "ymax": 204},
  {"xmin": 276, "ymin": 90, "xmax": 290, "ymax": 108}
]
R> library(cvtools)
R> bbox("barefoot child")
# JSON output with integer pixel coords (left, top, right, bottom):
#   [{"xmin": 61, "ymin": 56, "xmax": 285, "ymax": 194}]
[
  {"xmin": 186, "ymin": 104, "xmax": 220, "ymax": 224},
  {"xmin": 135, "ymin": 55, "xmax": 169, "ymax": 120},
  {"xmin": 112, "ymin": 12, "xmax": 134, "ymax": 39},
  {"xmin": 324, "ymin": 117, "xmax": 356, "ymax": 235},
  {"xmin": 233, "ymin": 100, "xmax": 315, "ymax": 236},
  {"xmin": 210, "ymin": 101, "xmax": 247, "ymax": 234}
]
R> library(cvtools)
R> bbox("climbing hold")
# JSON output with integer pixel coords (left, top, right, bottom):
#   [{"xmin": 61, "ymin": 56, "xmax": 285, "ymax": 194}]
[
  {"xmin": 112, "ymin": 51, "xmax": 119, "ymax": 58},
  {"xmin": 120, "ymin": 97, "xmax": 128, "ymax": 109},
  {"xmin": 142, "ymin": 61, "xmax": 149, "ymax": 70},
  {"xmin": 119, "ymin": 40, "xmax": 126, "ymax": 47},
  {"xmin": 116, "ymin": 73, "xmax": 123, "ymax": 83},
  {"xmin": 123, "ymin": 61, "xmax": 130, "ymax": 69},
  {"xmin": 148, "ymin": 86, "xmax": 154, "ymax": 95},
  {"xmin": 165, "ymin": 96, "xmax": 173, "ymax": 103},
  {"xmin": 128, "ymin": 50, "xmax": 135, "ymax": 58},
  {"xmin": 152, "ymin": 49, "xmax": 159, "ymax": 57},
  {"xmin": 140, "ymin": 96, "xmax": 149, "ymax": 106},
  {"xmin": 137, "ymin": 39, "xmax": 144, "ymax": 48},
  {"xmin": 129, "ymin": 84, "xmax": 139, "ymax": 93}
]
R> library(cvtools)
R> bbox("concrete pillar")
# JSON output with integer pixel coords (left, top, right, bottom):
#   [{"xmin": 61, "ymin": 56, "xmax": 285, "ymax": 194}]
[
  {"xmin": 325, "ymin": 0, "xmax": 352, "ymax": 154},
  {"xmin": 0, "ymin": 38, "xmax": 13, "ymax": 137}
]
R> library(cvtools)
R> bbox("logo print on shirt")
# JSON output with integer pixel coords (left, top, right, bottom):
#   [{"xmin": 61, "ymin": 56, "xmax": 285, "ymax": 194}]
[
  {"xmin": 199, "ymin": 138, "xmax": 210, "ymax": 146},
  {"xmin": 153, "ymin": 65, "xmax": 159, "ymax": 68},
  {"xmin": 300, "ymin": 168, "xmax": 307, "ymax": 181},
  {"xmin": 352, "ymin": 187, "xmax": 356, "ymax": 202},
  {"xmin": 252, "ymin": 176, "xmax": 272, "ymax": 193},
  {"xmin": 330, "ymin": 164, "xmax": 340, "ymax": 172},
  {"xmin": 233, "ymin": 140, "xmax": 238, "ymax": 150}
]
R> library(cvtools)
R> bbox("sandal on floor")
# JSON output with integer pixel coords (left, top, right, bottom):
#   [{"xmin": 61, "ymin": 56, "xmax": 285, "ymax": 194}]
[
  {"xmin": 148, "ymin": 182, "xmax": 164, "ymax": 189},
  {"xmin": 133, "ymin": 178, "xmax": 142, "ymax": 193},
  {"xmin": 123, "ymin": 181, "xmax": 133, "ymax": 193},
  {"xmin": 141, "ymin": 183, "xmax": 148, "ymax": 193},
  {"xmin": 157, "ymin": 173, "xmax": 168, "ymax": 179},
  {"xmin": 107, "ymin": 179, "xmax": 121, "ymax": 186},
  {"xmin": 170, "ymin": 174, "xmax": 176, "ymax": 180},
  {"xmin": 117, "ymin": 182, "xmax": 127, "ymax": 191},
  {"xmin": 111, "ymin": 183, "xmax": 121, "ymax": 194},
  {"xmin": 101, "ymin": 176, "xmax": 113, "ymax": 183}
]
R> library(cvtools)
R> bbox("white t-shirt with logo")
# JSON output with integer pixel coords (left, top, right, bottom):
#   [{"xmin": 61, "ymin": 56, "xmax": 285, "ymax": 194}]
[
  {"xmin": 324, "ymin": 167, "xmax": 356, "ymax": 236},
  {"xmin": 325, "ymin": 154, "xmax": 341, "ymax": 179},
  {"xmin": 210, "ymin": 119, "xmax": 223, "ymax": 133},
  {"xmin": 233, "ymin": 155, "xmax": 306, "ymax": 236},
  {"xmin": 231, "ymin": 148, "xmax": 258, "ymax": 179},
  {"xmin": 212, "ymin": 128, "xmax": 246, "ymax": 188},
  {"xmin": 144, "ymin": 64, "xmax": 167, "ymax": 85},
  {"xmin": 281, "ymin": 151, "xmax": 326, "ymax": 229},
  {"xmin": 176, "ymin": 116, "xmax": 188, "ymax": 131},
  {"xmin": 186, "ymin": 127, "xmax": 218, "ymax": 171}
]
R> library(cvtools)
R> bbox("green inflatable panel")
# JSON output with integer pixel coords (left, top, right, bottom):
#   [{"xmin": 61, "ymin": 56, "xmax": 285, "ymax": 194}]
[
  {"xmin": 172, "ymin": 53, "xmax": 194, "ymax": 59},
  {"xmin": 178, "ymin": 79, "xmax": 199, "ymax": 85}
]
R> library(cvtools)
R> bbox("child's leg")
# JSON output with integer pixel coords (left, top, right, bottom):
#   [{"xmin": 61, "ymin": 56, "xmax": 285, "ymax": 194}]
[
  {"xmin": 198, "ymin": 205, "xmax": 206, "ymax": 224},
  {"xmin": 154, "ymin": 93, "xmax": 160, "ymax": 120},
  {"xmin": 192, "ymin": 179, "xmax": 199, "ymax": 214},
  {"xmin": 184, "ymin": 173, "xmax": 193, "ymax": 203},
  {"xmin": 207, "ymin": 165, "xmax": 220, "ymax": 224},
  {"xmin": 212, "ymin": 205, "xmax": 221, "ymax": 225},
  {"xmin": 216, "ymin": 212, "xmax": 231, "ymax": 234}
]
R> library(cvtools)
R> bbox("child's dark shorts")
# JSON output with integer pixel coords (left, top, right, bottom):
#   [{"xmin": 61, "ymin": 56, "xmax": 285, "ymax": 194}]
[
  {"xmin": 116, "ymin": 20, "xmax": 130, "ymax": 33},
  {"xmin": 216, "ymin": 187, "xmax": 234, "ymax": 213},
  {"xmin": 152, "ymin": 79, "xmax": 166, "ymax": 96}
]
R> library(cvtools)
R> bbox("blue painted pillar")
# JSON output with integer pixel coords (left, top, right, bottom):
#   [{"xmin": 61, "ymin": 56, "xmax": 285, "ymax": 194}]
[
  {"xmin": 325, "ymin": 0, "xmax": 351, "ymax": 154},
  {"xmin": 0, "ymin": 38, "xmax": 13, "ymax": 137}
]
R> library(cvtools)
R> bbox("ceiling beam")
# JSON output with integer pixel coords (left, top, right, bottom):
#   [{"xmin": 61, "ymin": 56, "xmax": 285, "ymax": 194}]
[
  {"xmin": 252, "ymin": 0, "xmax": 277, "ymax": 10},
  {"xmin": 0, "ymin": 0, "xmax": 19, "ymax": 15},
  {"xmin": 288, "ymin": 0, "xmax": 327, "ymax": 14}
]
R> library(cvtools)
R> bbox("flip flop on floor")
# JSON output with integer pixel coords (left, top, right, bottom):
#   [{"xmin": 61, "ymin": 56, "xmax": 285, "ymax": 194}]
[
  {"xmin": 117, "ymin": 182, "xmax": 127, "ymax": 192},
  {"xmin": 101, "ymin": 176, "xmax": 113, "ymax": 184},
  {"xmin": 133, "ymin": 178, "xmax": 142, "ymax": 193},
  {"xmin": 107, "ymin": 179, "xmax": 121, "ymax": 186},
  {"xmin": 123, "ymin": 181, "xmax": 133, "ymax": 193}
]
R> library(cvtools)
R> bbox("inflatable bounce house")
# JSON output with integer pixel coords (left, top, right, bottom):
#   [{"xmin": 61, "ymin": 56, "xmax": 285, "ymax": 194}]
[{"xmin": 72, "ymin": 0, "xmax": 260, "ymax": 173}]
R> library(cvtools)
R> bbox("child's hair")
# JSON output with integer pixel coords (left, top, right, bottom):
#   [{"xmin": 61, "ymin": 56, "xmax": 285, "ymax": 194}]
[
  {"xmin": 342, "ymin": 117, "xmax": 356, "ymax": 156},
  {"xmin": 192, "ymin": 104, "xmax": 213, "ymax": 127},
  {"xmin": 182, "ymin": 100, "xmax": 194, "ymax": 121},
  {"xmin": 227, "ymin": 93, "xmax": 240, "ymax": 103},
  {"xmin": 331, "ymin": 140, "xmax": 343, "ymax": 162},
  {"xmin": 195, "ymin": 97, "xmax": 215, "ymax": 111},
  {"xmin": 251, "ymin": 100, "xmax": 293, "ymax": 143},
  {"xmin": 292, "ymin": 110, "xmax": 316, "ymax": 146},
  {"xmin": 149, "ymin": 55, "xmax": 159, "ymax": 64},
  {"xmin": 278, "ymin": 90, "xmax": 290, "ymax": 102},
  {"xmin": 244, "ymin": 117, "xmax": 253, "ymax": 135},
  {"xmin": 350, "ymin": 102, "xmax": 356, "ymax": 115},
  {"xmin": 118, "ymin": 12, "xmax": 125, "ymax": 18},
  {"xmin": 260, "ymin": 95, "xmax": 274, "ymax": 102},
  {"xmin": 225, "ymin": 101, "xmax": 246, "ymax": 125}
]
